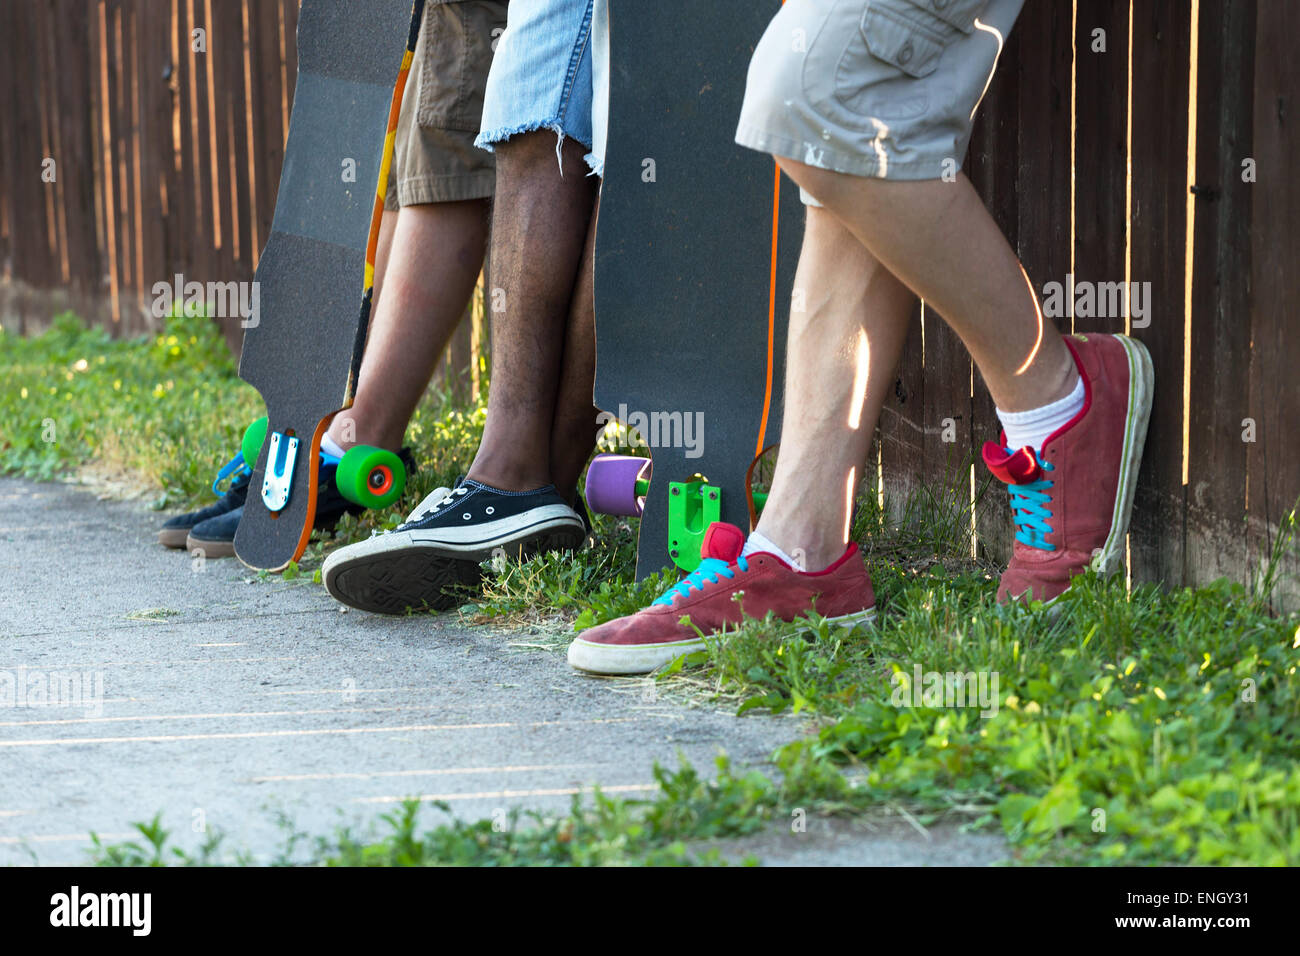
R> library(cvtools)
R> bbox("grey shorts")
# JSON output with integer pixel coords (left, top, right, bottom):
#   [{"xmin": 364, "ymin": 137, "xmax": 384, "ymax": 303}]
[
  {"xmin": 385, "ymin": 0, "xmax": 509, "ymax": 210},
  {"xmin": 735, "ymin": 0, "xmax": 1023, "ymax": 184}
]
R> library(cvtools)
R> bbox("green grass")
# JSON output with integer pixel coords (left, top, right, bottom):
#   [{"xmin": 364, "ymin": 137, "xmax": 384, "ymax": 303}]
[
  {"xmin": 89, "ymin": 758, "xmax": 774, "ymax": 866},
  {"xmin": 1, "ymin": 310, "xmax": 260, "ymax": 500},
  {"xmin": 8, "ymin": 314, "xmax": 1298, "ymax": 866},
  {"xmin": 1, "ymin": 310, "xmax": 488, "ymax": 537},
  {"xmin": 711, "ymin": 568, "xmax": 1299, "ymax": 864},
  {"xmin": 469, "ymin": 518, "xmax": 679, "ymax": 639}
]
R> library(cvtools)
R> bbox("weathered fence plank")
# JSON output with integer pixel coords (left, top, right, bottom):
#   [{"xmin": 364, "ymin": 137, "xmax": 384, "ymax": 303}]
[
  {"xmin": 1186, "ymin": 0, "xmax": 1256, "ymax": 587},
  {"xmin": 1126, "ymin": 0, "xmax": 1192, "ymax": 590},
  {"xmin": 1247, "ymin": 0, "xmax": 1300, "ymax": 608},
  {"xmin": 967, "ymin": 19, "xmax": 1021, "ymax": 567},
  {"xmin": 1071, "ymin": 0, "xmax": 1129, "ymax": 338}
]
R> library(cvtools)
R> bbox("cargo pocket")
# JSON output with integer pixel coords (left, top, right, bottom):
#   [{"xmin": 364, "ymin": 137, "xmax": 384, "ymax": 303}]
[
  {"xmin": 417, "ymin": 2, "xmax": 502, "ymax": 132},
  {"xmin": 802, "ymin": 0, "xmax": 982, "ymax": 127},
  {"xmin": 858, "ymin": 1, "xmax": 953, "ymax": 79}
]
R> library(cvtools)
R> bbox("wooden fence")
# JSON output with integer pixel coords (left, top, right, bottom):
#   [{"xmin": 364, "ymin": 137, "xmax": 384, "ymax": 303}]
[
  {"xmin": 1, "ymin": 0, "xmax": 297, "ymax": 345},
  {"xmin": 0, "ymin": 0, "xmax": 480, "ymax": 393},
  {"xmin": 1, "ymin": 0, "xmax": 1296, "ymax": 603}
]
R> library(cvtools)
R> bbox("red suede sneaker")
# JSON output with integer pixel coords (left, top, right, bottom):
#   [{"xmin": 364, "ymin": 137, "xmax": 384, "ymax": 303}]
[
  {"xmin": 983, "ymin": 332, "xmax": 1153, "ymax": 604},
  {"xmin": 567, "ymin": 522, "xmax": 876, "ymax": 675}
]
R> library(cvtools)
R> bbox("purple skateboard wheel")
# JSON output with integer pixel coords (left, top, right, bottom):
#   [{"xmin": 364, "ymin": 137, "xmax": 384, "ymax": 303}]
[{"xmin": 585, "ymin": 454, "xmax": 652, "ymax": 517}]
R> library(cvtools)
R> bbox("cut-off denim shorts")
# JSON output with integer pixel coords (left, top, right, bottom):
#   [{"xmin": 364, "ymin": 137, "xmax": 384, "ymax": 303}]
[{"xmin": 475, "ymin": 0, "xmax": 608, "ymax": 177}]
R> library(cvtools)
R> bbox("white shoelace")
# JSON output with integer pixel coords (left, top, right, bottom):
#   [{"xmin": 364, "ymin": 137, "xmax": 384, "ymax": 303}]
[{"xmin": 404, "ymin": 485, "xmax": 464, "ymax": 524}]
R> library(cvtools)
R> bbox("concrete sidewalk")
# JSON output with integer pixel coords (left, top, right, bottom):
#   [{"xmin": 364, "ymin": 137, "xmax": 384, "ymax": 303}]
[{"xmin": 0, "ymin": 477, "xmax": 1008, "ymax": 865}]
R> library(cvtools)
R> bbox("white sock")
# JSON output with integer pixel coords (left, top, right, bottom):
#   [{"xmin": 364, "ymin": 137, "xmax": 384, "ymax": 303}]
[
  {"xmin": 320, "ymin": 433, "xmax": 347, "ymax": 458},
  {"xmin": 996, "ymin": 375, "xmax": 1084, "ymax": 452},
  {"xmin": 742, "ymin": 530, "xmax": 805, "ymax": 571}
]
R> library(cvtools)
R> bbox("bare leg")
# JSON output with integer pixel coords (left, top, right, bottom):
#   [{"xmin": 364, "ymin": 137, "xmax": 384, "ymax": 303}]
[
  {"xmin": 547, "ymin": 194, "xmax": 600, "ymax": 505},
  {"xmin": 371, "ymin": 207, "xmax": 400, "ymax": 310},
  {"xmin": 328, "ymin": 199, "xmax": 490, "ymax": 451},
  {"xmin": 775, "ymin": 164, "xmax": 1076, "ymax": 413},
  {"xmin": 467, "ymin": 132, "xmax": 599, "ymax": 491},
  {"xmin": 755, "ymin": 204, "xmax": 914, "ymax": 571}
]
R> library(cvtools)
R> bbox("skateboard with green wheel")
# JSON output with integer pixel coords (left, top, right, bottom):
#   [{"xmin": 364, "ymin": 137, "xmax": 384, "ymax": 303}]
[
  {"xmin": 592, "ymin": 0, "xmax": 802, "ymax": 578},
  {"xmin": 233, "ymin": 0, "xmax": 423, "ymax": 571},
  {"xmin": 235, "ymin": 415, "xmax": 407, "ymax": 512}
]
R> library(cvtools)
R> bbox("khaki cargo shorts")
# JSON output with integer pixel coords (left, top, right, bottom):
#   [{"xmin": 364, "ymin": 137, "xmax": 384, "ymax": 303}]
[
  {"xmin": 385, "ymin": 0, "xmax": 509, "ymax": 209},
  {"xmin": 736, "ymin": 0, "xmax": 1023, "ymax": 184}
]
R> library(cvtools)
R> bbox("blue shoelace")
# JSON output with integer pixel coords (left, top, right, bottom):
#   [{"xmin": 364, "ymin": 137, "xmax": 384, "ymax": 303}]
[
  {"xmin": 653, "ymin": 555, "xmax": 750, "ymax": 606},
  {"xmin": 1007, "ymin": 451, "xmax": 1056, "ymax": 550},
  {"xmin": 211, "ymin": 452, "xmax": 251, "ymax": 496}
]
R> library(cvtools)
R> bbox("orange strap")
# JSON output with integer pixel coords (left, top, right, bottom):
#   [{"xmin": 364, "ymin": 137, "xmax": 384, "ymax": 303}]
[
  {"xmin": 755, "ymin": 163, "xmax": 781, "ymax": 460},
  {"xmin": 755, "ymin": 0, "xmax": 787, "ymax": 459}
]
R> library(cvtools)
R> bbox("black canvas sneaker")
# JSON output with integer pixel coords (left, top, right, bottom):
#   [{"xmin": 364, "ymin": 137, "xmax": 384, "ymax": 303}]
[
  {"xmin": 158, "ymin": 471, "xmax": 250, "ymax": 550},
  {"xmin": 321, "ymin": 478, "xmax": 586, "ymax": 614}
]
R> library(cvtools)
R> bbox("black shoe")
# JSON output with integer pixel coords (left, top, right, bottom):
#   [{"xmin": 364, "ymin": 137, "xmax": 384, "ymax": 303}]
[
  {"xmin": 186, "ymin": 447, "xmax": 418, "ymax": 560},
  {"xmin": 187, "ymin": 504, "xmax": 243, "ymax": 558},
  {"xmin": 321, "ymin": 478, "xmax": 586, "ymax": 614},
  {"xmin": 158, "ymin": 471, "xmax": 249, "ymax": 549}
]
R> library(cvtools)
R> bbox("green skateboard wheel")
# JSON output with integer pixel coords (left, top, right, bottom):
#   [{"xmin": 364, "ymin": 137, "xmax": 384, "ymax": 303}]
[
  {"xmin": 336, "ymin": 445, "xmax": 406, "ymax": 509},
  {"xmin": 242, "ymin": 416, "xmax": 269, "ymax": 467}
]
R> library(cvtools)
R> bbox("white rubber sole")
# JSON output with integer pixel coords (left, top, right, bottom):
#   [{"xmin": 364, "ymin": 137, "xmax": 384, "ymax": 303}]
[
  {"xmin": 1091, "ymin": 334, "xmax": 1155, "ymax": 577},
  {"xmin": 323, "ymin": 504, "xmax": 584, "ymax": 569},
  {"xmin": 567, "ymin": 606, "xmax": 877, "ymax": 676},
  {"xmin": 321, "ymin": 508, "xmax": 587, "ymax": 614}
]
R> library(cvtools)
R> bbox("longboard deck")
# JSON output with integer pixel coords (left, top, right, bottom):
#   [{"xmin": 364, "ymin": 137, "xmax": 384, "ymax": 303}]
[
  {"xmin": 235, "ymin": 0, "xmax": 419, "ymax": 571},
  {"xmin": 594, "ymin": 0, "xmax": 803, "ymax": 579}
]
